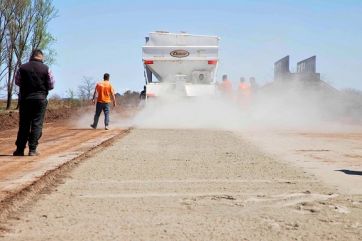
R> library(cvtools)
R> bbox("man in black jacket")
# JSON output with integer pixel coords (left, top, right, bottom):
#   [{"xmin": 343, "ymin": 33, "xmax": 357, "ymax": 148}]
[{"xmin": 13, "ymin": 49, "xmax": 55, "ymax": 156}]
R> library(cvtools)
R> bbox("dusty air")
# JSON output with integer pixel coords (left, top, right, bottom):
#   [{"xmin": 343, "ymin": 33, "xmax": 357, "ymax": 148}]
[{"xmin": 0, "ymin": 3, "xmax": 361, "ymax": 239}]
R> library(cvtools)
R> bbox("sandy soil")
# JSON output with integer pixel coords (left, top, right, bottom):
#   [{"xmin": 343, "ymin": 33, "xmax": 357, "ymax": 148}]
[
  {"xmin": 241, "ymin": 127, "xmax": 362, "ymax": 194},
  {"xmin": 0, "ymin": 121, "xmax": 125, "ymax": 203},
  {"xmin": 0, "ymin": 107, "xmax": 75, "ymax": 132},
  {"xmin": 1, "ymin": 129, "xmax": 361, "ymax": 240}
]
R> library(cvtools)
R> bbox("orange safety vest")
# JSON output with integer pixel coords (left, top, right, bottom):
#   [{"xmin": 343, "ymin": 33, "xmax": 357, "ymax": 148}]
[
  {"xmin": 238, "ymin": 83, "xmax": 250, "ymax": 95},
  {"xmin": 238, "ymin": 83, "xmax": 249, "ymax": 90},
  {"xmin": 221, "ymin": 80, "xmax": 233, "ymax": 92},
  {"xmin": 96, "ymin": 81, "xmax": 115, "ymax": 103}
]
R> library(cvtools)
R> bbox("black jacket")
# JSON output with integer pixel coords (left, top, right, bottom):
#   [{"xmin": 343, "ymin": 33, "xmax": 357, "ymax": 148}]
[{"xmin": 16, "ymin": 59, "xmax": 54, "ymax": 100}]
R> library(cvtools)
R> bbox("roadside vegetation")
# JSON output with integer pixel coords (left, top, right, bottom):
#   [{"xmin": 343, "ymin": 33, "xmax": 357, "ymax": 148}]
[{"xmin": 0, "ymin": 0, "xmax": 57, "ymax": 110}]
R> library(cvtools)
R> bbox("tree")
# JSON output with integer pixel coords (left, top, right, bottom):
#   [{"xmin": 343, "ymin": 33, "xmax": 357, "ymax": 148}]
[
  {"xmin": 66, "ymin": 88, "xmax": 75, "ymax": 100},
  {"xmin": 0, "ymin": 0, "xmax": 57, "ymax": 110},
  {"xmin": 30, "ymin": 0, "xmax": 57, "ymax": 65},
  {"xmin": 65, "ymin": 88, "xmax": 79, "ymax": 108},
  {"xmin": 49, "ymin": 93, "xmax": 61, "ymax": 100},
  {"xmin": 0, "ymin": 0, "xmax": 18, "ymax": 83},
  {"xmin": 5, "ymin": 0, "xmax": 37, "ymax": 109},
  {"xmin": 78, "ymin": 76, "xmax": 96, "ymax": 101}
]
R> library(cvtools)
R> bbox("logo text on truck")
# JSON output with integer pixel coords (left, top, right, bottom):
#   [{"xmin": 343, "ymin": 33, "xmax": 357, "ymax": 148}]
[{"xmin": 170, "ymin": 50, "xmax": 190, "ymax": 58}]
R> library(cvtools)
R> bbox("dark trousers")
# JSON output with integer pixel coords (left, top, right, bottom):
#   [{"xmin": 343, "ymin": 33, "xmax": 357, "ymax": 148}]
[
  {"xmin": 16, "ymin": 99, "xmax": 47, "ymax": 151},
  {"xmin": 92, "ymin": 102, "xmax": 110, "ymax": 127}
]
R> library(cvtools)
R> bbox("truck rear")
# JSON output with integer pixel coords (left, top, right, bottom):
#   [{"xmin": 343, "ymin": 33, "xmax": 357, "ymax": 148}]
[{"xmin": 142, "ymin": 32, "xmax": 219, "ymax": 98}]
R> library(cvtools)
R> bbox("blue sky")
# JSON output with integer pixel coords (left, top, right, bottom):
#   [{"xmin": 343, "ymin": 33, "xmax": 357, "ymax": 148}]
[{"xmin": 49, "ymin": 0, "xmax": 362, "ymax": 96}]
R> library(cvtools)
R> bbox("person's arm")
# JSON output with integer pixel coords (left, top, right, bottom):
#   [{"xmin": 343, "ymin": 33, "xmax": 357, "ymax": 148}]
[
  {"xmin": 15, "ymin": 69, "xmax": 21, "ymax": 86},
  {"xmin": 111, "ymin": 87, "xmax": 116, "ymax": 107},
  {"xmin": 47, "ymin": 69, "xmax": 55, "ymax": 90},
  {"xmin": 112, "ymin": 94, "xmax": 116, "ymax": 107},
  {"xmin": 92, "ymin": 86, "xmax": 97, "ymax": 104}
]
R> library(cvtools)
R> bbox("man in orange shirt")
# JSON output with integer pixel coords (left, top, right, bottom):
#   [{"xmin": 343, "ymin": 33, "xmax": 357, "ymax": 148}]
[
  {"xmin": 219, "ymin": 74, "xmax": 233, "ymax": 97},
  {"xmin": 238, "ymin": 77, "xmax": 251, "ymax": 107},
  {"xmin": 90, "ymin": 73, "xmax": 116, "ymax": 130},
  {"xmin": 238, "ymin": 77, "xmax": 251, "ymax": 95}
]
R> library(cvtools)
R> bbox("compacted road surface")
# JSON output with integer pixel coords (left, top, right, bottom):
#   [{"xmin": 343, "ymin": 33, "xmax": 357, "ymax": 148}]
[{"xmin": 1, "ymin": 129, "xmax": 361, "ymax": 240}]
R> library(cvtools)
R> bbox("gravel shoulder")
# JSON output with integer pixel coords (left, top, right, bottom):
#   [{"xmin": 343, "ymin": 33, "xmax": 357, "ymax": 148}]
[{"xmin": 1, "ymin": 129, "xmax": 361, "ymax": 241}]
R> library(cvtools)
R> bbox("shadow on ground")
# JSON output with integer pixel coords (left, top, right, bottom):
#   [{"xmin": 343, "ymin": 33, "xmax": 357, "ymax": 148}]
[{"xmin": 336, "ymin": 169, "xmax": 362, "ymax": 176}]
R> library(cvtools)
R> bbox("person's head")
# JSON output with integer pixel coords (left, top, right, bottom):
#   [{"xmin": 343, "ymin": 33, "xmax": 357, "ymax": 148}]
[
  {"xmin": 249, "ymin": 77, "xmax": 255, "ymax": 83},
  {"xmin": 30, "ymin": 49, "xmax": 44, "ymax": 61},
  {"xmin": 103, "ymin": 73, "xmax": 110, "ymax": 81},
  {"xmin": 222, "ymin": 74, "xmax": 228, "ymax": 81},
  {"xmin": 240, "ymin": 77, "xmax": 245, "ymax": 83},
  {"xmin": 143, "ymin": 85, "xmax": 146, "ymax": 91}
]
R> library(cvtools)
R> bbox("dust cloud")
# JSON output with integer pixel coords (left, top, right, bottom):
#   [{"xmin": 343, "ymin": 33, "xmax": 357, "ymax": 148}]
[
  {"xmin": 73, "ymin": 109, "xmax": 95, "ymax": 128},
  {"xmin": 73, "ymin": 81, "xmax": 362, "ymax": 132},
  {"xmin": 122, "ymin": 81, "xmax": 362, "ymax": 132}
]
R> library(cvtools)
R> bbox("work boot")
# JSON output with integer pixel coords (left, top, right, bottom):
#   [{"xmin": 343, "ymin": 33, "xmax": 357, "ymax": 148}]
[
  {"xmin": 13, "ymin": 149, "xmax": 24, "ymax": 156},
  {"xmin": 29, "ymin": 150, "xmax": 40, "ymax": 156},
  {"xmin": 90, "ymin": 124, "xmax": 96, "ymax": 129}
]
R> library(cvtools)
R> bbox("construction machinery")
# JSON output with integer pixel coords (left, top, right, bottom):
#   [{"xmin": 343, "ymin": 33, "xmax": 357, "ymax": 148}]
[{"xmin": 142, "ymin": 31, "xmax": 219, "ymax": 98}]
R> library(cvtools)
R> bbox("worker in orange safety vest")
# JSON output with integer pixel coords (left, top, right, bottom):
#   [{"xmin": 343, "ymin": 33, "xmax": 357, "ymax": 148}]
[
  {"xmin": 219, "ymin": 74, "xmax": 233, "ymax": 97},
  {"xmin": 238, "ymin": 77, "xmax": 251, "ymax": 107},
  {"xmin": 238, "ymin": 77, "xmax": 250, "ymax": 93}
]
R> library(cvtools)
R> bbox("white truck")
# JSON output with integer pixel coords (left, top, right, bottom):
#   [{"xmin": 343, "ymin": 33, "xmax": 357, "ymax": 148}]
[{"xmin": 142, "ymin": 31, "xmax": 219, "ymax": 98}]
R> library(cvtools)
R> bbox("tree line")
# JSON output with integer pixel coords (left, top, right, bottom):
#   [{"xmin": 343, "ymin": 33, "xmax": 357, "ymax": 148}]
[
  {"xmin": 0, "ymin": 0, "xmax": 57, "ymax": 109},
  {"xmin": 52, "ymin": 76, "xmax": 141, "ymax": 109}
]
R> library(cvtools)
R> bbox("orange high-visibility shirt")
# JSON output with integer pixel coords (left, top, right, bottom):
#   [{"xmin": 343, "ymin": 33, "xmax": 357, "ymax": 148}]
[
  {"xmin": 238, "ymin": 83, "xmax": 250, "ymax": 90},
  {"xmin": 96, "ymin": 81, "xmax": 114, "ymax": 103},
  {"xmin": 221, "ymin": 80, "xmax": 233, "ymax": 92}
]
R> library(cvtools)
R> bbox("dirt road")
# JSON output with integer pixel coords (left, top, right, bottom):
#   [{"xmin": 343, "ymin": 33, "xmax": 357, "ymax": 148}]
[
  {"xmin": 1, "ymin": 129, "xmax": 361, "ymax": 240},
  {"xmin": 242, "ymin": 128, "xmax": 362, "ymax": 194},
  {"xmin": 0, "ymin": 122, "xmax": 125, "ymax": 207}
]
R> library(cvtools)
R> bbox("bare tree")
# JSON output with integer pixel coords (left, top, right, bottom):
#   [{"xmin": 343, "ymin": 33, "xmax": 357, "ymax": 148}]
[
  {"xmin": 0, "ymin": 0, "xmax": 19, "ymax": 96},
  {"xmin": 1, "ymin": 0, "xmax": 57, "ymax": 110},
  {"xmin": 14, "ymin": 0, "xmax": 57, "ymax": 109},
  {"xmin": 65, "ymin": 88, "xmax": 78, "ymax": 107},
  {"xmin": 5, "ymin": 0, "xmax": 36, "ymax": 109},
  {"xmin": 66, "ymin": 88, "xmax": 75, "ymax": 100},
  {"xmin": 78, "ymin": 76, "xmax": 96, "ymax": 101},
  {"xmin": 49, "ymin": 93, "xmax": 61, "ymax": 100}
]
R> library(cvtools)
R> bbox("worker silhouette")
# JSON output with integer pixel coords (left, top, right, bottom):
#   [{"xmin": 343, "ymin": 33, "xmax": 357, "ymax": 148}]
[
  {"xmin": 238, "ymin": 77, "xmax": 251, "ymax": 107},
  {"xmin": 249, "ymin": 77, "xmax": 258, "ymax": 93},
  {"xmin": 90, "ymin": 73, "xmax": 116, "ymax": 130},
  {"xmin": 140, "ymin": 86, "xmax": 146, "ymax": 100},
  {"xmin": 13, "ymin": 49, "xmax": 55, "ymax": 156},
  {"xmin": 238, "ymin": 77, "xmax": 250, "ymax": 93},
  {"xmin": 219, "ymin": 74, "xmax": 233, "ymax": 98}
]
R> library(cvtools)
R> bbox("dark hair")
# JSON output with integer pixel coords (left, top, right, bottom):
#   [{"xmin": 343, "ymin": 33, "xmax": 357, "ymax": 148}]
[
  {"xmin": 222, "ymin": 74, "xmax": 228, "ymax": 80},
  {"xmin": 104, "ymin": 73, "xmax": 110, "ymax": 80},
  {"xmin": 31, "ymin": 49, "xmax": 43, "ymax": 59}
]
